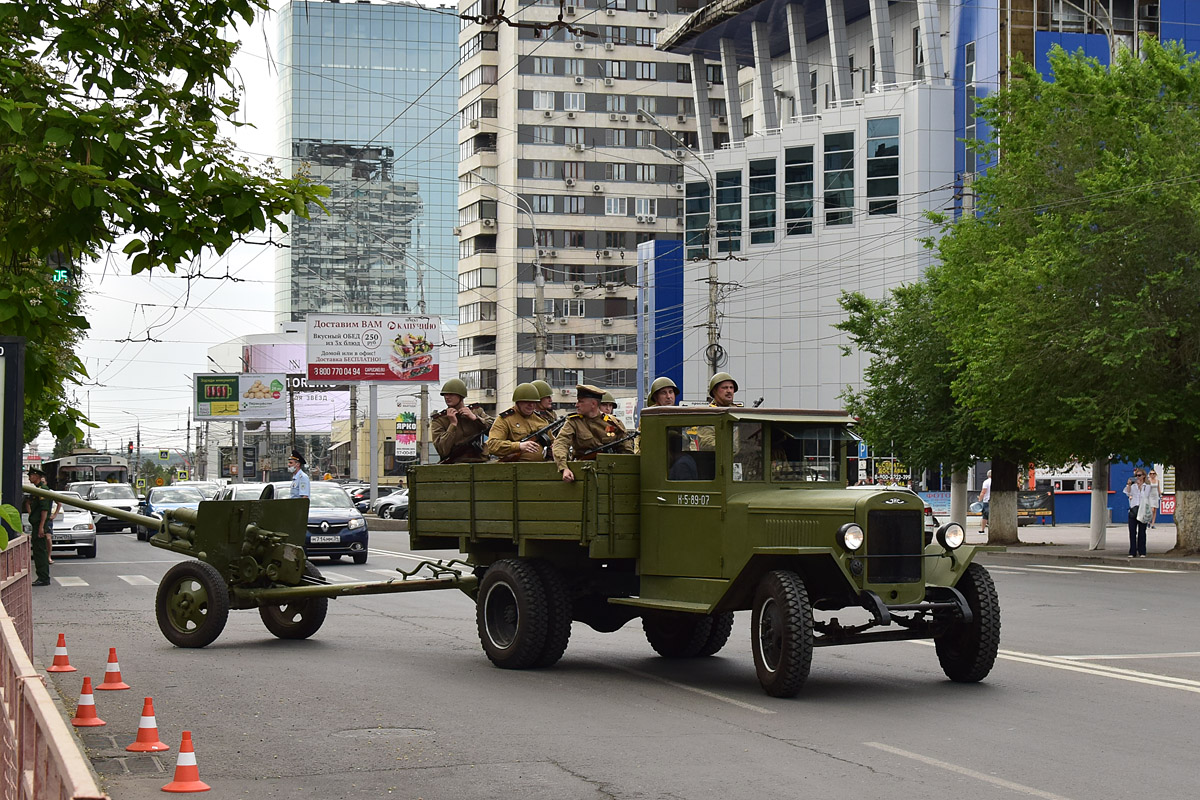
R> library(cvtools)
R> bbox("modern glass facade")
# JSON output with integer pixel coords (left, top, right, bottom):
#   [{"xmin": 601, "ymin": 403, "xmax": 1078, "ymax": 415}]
[{"xmin": 275, "ymin": 0, "xmax": 459, "ymax": 324}]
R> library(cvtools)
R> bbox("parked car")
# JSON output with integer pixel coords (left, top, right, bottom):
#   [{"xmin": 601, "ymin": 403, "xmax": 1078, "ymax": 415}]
[
  {"xmin": 172, "ymin": 480, "xmax": 222, "ymax": 499},
  {"xmin": 83, "ymin": 483, "xmax": 141, "ymax": 533},
  {"xmin": 371, "ymin": 488, "xmax": 408, "ymax": 519},
  {"xmin": 214, "ymin": 483, "xmax": 268, "ymax": 501},
  {"xmin": 136, "ymin": 486, "xmax": 206, "ymax": 540},
  {"xmin": 40, "ymin": 491, "xmax": 98, "ymax": 558},
  {"xmin": 265, "ymin": 481, "xmax": 369, "ymax": 564}
]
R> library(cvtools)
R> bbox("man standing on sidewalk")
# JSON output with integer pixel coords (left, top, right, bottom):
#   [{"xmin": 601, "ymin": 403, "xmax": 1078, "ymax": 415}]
[
  {"xmin": 979, "ymin": 470, "xmax": 992, "ymax": 536},
  {"xmin": 24, "ymin": 468, "xmax": 52, "ymax": 586}
]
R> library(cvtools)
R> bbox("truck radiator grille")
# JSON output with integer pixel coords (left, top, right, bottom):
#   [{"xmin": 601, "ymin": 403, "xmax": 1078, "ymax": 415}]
[{"xmin": 866, "ymin": 510, "xmax": 923, "ymax": 583}]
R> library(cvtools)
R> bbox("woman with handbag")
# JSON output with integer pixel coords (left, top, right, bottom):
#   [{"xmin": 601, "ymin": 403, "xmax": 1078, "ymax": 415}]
[{"xmin": 1123, "ymin": 468, "xmax": 1153, "ymax": 558}]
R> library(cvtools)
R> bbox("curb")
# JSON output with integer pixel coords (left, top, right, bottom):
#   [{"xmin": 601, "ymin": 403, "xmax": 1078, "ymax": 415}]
[{"xmin": 978, "ymin": 549, "xmax": 1200, "ymax": 571}]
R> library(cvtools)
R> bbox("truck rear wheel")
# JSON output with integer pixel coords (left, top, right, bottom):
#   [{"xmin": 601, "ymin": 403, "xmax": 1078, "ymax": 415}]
[
  {"xmin": 156, "ymin": 560, "xmax": 230, "ymax": 648},
  {"xmin": 751, "ymin": 570, "xmax": 813, "ymax": 697},
  {"xmin": 698, "ymin": 611, "xmax": 735, "ymax": 657},
  {"xmin": 642, "ymin": 612, "xmax": 714, "ymax": 658},
  {"xmin": 477, "ymin": 559, "xmax": 549, "ymax": 670},
  {"xmin": 530, "ymin": 560, "xmax": 572, "ymax": 668},
  {"xmin": 259, "ymin": 562, "xmax": 329, "ymax": 640},
  {"xmin": 935, "ymin": 562, "xmax": 1000, "ymax": 682}
]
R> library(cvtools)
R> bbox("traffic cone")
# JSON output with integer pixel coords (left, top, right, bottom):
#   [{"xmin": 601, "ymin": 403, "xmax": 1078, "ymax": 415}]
[
  {"xmin": 71, "ymin": 677, "xmax": 106, "ymax": 727},
  {"xmin": 126, "ymin": 697, "xmax": 169, "ymax": 752},
  {"xmin": 47, "ymin": 633, "xmax": 77, "ymax": 673},
  {"xmin": 95, "ymin": 647, "xmax": 130, "ymax": 690},
  {"xmin": 161, "ymin": 731, "xmax": 211, "ymax": 793}
]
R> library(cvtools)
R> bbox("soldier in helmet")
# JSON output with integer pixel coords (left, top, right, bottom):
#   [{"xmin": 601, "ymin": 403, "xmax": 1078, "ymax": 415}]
[
  {"xmin": 553, "ymin": 385, "xmax": 634, "ymax": 482},
  {"xmin": 485, "ymin": 383, "xmax": 552, "ymax": 462},
  {"xmin": 531, "ymin": 379, "xmax": 558, "ymax": 424},
  {"xmin": 707, "ymin": 372, "xmax": 742, "ymax": 408},
  {"xmin": 600, "ymin": 390, "xmax": 616, "ymax": 415},
  {"xmin": 645, "ymin": 376, "xmax": 678, "ymax": 408},
  {"xmin": 431, "ymin": 378, "xmax": 494, "ymax": 464}
]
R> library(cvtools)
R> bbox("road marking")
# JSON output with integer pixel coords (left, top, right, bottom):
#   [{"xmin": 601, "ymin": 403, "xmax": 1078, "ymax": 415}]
[
  {"xmin": 1067, "ymin": 563, "xmax": 1186, "ymax": 574},
  {"xmin": 864, "ymin": 742, "xmax": 1075, "ymax": 800},
  {"xmin": 600, "ymin": 662, "xmax": 775, "ymax": 715},
  {"xmin": 117, "ymin": 575, "xmax": 157, "ymax": 586},
  {"xmin": 1058, "ymin": 651, "xmax": 1200, "ymax": 661},
  {"xmin": 53, "ymin": 577, "xmax": 88, "ymax": 587},
  {"xmin": 90, "ymin": 560, "xmax": 182, "ymax": 565},
  {"xmin": 370, "ymin": 550, "xmax": 471, "ymax": 573},
  {"xmin": 321, "ymin": 571, "xmax": 356, "ymax": 583}
]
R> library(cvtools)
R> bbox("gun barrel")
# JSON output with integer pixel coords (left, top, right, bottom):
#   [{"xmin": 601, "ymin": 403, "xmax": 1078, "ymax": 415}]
[{"xmin": 22, "ymin": 483, "xmax": 164, "ymax": 530}]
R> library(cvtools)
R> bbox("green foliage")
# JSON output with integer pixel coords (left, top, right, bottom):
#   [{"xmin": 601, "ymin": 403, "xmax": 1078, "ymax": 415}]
[
  {"xmin": 0, "ymin": 0, "xmax": 329, "ymax": 444},
  {"xmin": 0, "ymin": 503, "xmax": 16, "ymax": 550}
]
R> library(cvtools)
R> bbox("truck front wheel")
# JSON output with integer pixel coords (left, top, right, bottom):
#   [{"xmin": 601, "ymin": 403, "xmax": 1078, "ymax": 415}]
[
  {"xmin": 477, "ymin": 559, "xmax": 549, "ymax": 669},
  {"xmin": 751, "ymin": 570, "xmax": 814, "ymax": 697},
  {"xmin": 642, "ymin": 612, "xmax": 714, "ymax": 658},
  {"xmin": 935, "ymin": 562, "xmax": 1000, "ymax": 682}
]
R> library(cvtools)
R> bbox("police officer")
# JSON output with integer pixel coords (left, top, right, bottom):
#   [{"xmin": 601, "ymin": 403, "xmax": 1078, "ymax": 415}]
[
  {"xmin": 431, "ymin": 378, "xmax": 493, "ymax": 463},
  {"xmin": 24, "ymin": 468, "xmax": 53, "ymax": 586},
  {"xmin": 553, "ymin": 385, "xmax": 633, "ymax": 483},
  {"xmin": 600, "ymin": 390, "xmax": 616, "ymax": 416},
  {"xmin": 645, "ymin": 376, "xmax": 678, "ymax": 408},
  {"xmin": 288, "ymin": 450, "xmax": 311, "ymax": 498},
  {"xmin": 485, "ymin": 383, "xmax": 552, "ymax": 462},
  {"xmin": 531, "ymin": 379, "xmax": 558, "ymax": 424},
  {"xmin": 707, "ymin": 372, "xmax": 742, "ymax": 408}
]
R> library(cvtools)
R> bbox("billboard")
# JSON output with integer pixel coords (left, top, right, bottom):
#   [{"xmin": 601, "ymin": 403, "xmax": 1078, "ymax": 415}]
[
  {"xmin": 306, "ymin": 315, "xmax": 441, "ymax": 383},
  {"xmin": 194, "ymin": 373, "xmax": 287, "ymax": 420}
]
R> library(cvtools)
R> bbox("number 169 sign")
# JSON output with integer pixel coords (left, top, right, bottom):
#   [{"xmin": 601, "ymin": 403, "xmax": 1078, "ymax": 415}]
[{"xmin": 306, "ymin": 315, "xmax": 441, "ymax": 383}]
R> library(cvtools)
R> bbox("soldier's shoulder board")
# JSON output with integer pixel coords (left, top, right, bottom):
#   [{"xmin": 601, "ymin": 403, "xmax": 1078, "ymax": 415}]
[
  {"xmin": 500, "ymin": 408, "xmax": 515, "ymax": 418},
  {"xmin": 567, "ymin": 413, "xmax": 583, "ymax": 419},
  {"xmin": 431, "ymin": 409, "xmax": 446, "ymax": 419}
]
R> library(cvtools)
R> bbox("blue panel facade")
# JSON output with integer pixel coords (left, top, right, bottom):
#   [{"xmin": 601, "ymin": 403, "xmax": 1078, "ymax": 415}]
[
  {"xmin": 952, "ymin": 0, "xmax": 999, "ymax": 212},
  {"xmin": 636, "ymin": 239, "xmax": 684, "ymax": 409},
  {"xmin": 1035, "ymin": 32, "xmax": 1111, "ymax": 78}
]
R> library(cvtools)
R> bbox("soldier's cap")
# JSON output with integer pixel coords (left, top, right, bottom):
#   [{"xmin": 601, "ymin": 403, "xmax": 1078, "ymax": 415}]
[
  {"xmin": 576, "ymin": 384, "xmax": 605, "ymax": 401},
  {"xmin": 27, "ymin": 467, "xmax": 44, "ymax": 477},
  {"xmin": 289, "ymin": 450, "xmax": 306, "ymax": 466}
]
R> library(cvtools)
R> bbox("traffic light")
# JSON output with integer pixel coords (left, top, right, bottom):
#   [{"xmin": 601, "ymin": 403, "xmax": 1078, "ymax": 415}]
[{"xmin": 127, "ymin": 441, "xmax": 134, "ymax": 456}]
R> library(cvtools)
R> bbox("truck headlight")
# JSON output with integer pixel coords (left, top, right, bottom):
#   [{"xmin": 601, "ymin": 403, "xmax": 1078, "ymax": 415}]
[
  {"xmin": 837, "ymin": 523, "xmax": 865, "ymax": 552},
  {"xmin": 348, "ymin": 517, "xmax": 365, "ymax": 530},
  {"xmin": 937, "ymin": 522, "xmax": 966, "ymax": 550}
]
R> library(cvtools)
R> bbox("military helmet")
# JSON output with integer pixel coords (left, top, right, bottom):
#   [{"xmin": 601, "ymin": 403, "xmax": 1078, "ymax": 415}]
[
  {"xmin": 531, "ymin": 379, "xmax": 553, "ymax": 399},
  {"xmin": 601, "ymin": 391, "xmax": 615, "ymax": 404},
  {"xmin": 512, "ymin": 382, "xmax": 542, "ymax": 402},
  {"xmin": 707, "ymin": 372, "xmax": 739, "ymax": 397},
  {"xmin": 646, "ymin": 376, "xmax": 679, "ymax": 406},
  {"xmin": 440, "ymin": 378, "xmax": 468, "ymax": 397}
]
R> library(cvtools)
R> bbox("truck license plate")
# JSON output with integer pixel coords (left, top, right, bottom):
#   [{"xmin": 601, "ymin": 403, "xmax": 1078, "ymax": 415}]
[{"xmin": 309, "ymin": 535, "xmax": 340, "ymax": 543}]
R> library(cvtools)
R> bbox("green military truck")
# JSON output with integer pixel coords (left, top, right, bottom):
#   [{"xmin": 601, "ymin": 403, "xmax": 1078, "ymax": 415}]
[{"xmin": 410, "ymin": 407, "xmax": 1000, "ymax": 697}]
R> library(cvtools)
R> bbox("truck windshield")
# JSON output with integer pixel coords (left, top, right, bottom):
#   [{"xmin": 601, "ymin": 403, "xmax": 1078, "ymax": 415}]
[{"xmin": 770, "ymin": 424, "xmax": 847, "ymax": 483}]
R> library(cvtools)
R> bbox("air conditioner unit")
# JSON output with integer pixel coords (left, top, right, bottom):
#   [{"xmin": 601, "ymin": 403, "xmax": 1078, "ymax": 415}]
[
  {"xmin": 601, "ymin": 249, "xmax": 612, "ymax": 257},
  {"xmin": 557, "ymin": 317, "xmax": 569, "ymax": 324},
  {"xmin": 538, "ymin": 248, "xmax": 549, "ymax": 257},
  {"xmin": 648, "ymin": 11, "xmax": 658, "ymax": 19},
  {"xmin": 592, "ymin": 183, "xmax": 603, "ymax": 192},
  {"xmin": 606, "ymin": 8, "xmax": 616, "ymax": 16},
  {"xmin": 636, "ymin": 113, "xmax": 645, "ymax": 122},
  {"xmin": 609, "ymin": 112, "xmax": 619, "ymax": 121},
  {"xmin": 574, "ymin": 143, "xmax": 586, "ymax": 152},
  {"xmin": 565, "ymin": 178, "xmax": 576, "ymax": 186},
  {"xmin": 543, "ymin": 110, "xmax": 553, "ymax": 118},
  {"xmin": 469, "ymin": 119, "xmax": 480, "ymax": 128},
  {"xmin": 604, "ymin": 351, "xmax": 615, "ymax": 360},
  {"xmin": 484, "ymin": 388, "xmax": 496, "ymax": 397},
  {"xmin": 620, "ymin": 114, "xmax": 628, "ymax": 122},
  {"xmin": 674, "ymin": 148, "xmax": 686, "ymax": 158},
  {"xmin": 567, "ymin": 111, "xmax": 577, "ymax": 119},
  {"xmin": 574, "ymin": 76, "xmax": 585, "ymax": 85},
  {"xmin": 636, "ymin": 214, "xmax": 647, "ymax": 223},
  {"xmin": 674, "ymin": 183, "xmax": 684, "ymax": 191},
  {"xmin": 604, "ymin": 77, "xmax": 615, "ymax": 86},
  {"xmin": 452, "ymin": 226, "xmax": 462, "ymax": 236},
  {"xmin": 604, "ymin": 282, "xmax": 616, "ymax": 293},
  {"xmin": 574, "ymin": 41, "xmax": 585, "ymax": 51},
  {"xmin": 677, "ymin": 114, "xmax": 687, "ymax": 123},
  {"xmin": 602, "ymin": 317, "xmax": 614, "ymax": 326},
  {"xmin": 675, "ymin": 216, "xmax": 684, "ymax": 226},
  {"xmin": 565, "ymin": 4, "xmax": 576, "ymax": 15},
  {"xmin": 559, "ymin": 388, "xmax": 574, "ymax": 396},
  {"xmin": 718, "ymin": 116, "xmax": 727, "ymax": 125},
  {"xmin": 604, "ymin": 42, "xmax": 615, "ymax": 51},
  {"xmin": 576, "ymin": 350, "xmax": 587, "ymax": 359},
  {"xmin": 482, "ymin": 218, "xmax": 495, "ymax": 227},
  {"xmin": 648, "ymin": 215, "xmax": 657, "ymax": 223},
  {"xmin": 572, "ymin": 282, "xmax": 585, "ymax": 294},
  {"xmin": 706, "ymin": 81, "xmax": 714, "ymax": 90}
]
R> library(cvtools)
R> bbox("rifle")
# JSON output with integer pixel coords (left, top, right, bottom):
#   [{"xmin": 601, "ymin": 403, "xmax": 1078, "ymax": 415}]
[
  {"xmin": 578, "ymin": 430, "xmax": 639, "ymax": 458},
  {"xmin": 521, "ymin": 416, "xmax": 567, "ymax": 446}
]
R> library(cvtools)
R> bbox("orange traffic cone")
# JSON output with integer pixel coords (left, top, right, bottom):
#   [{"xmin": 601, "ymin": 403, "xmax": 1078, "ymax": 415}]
[
  {"xmin": 95, "ymin": 647, "xmax": 130, "ymax": 690},
  {"xmin": 48, "ymin": 633, "xmax": 77, "ymax": 673},
  {"xmin": 161, "ymin": 731, "xmax": 211, "ymax": 793},
  {"xmin": 71, "ymin": 677, "xmax": 106, "ymax": 727},
  {"xmin": 126, "ymin": 697, "xmax": 169, "ymax": 752}
]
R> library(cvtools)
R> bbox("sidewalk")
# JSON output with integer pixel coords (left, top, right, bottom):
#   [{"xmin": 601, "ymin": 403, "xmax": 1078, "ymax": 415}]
[{"xmin": 966, "ymin": 521, "xmax": 1200, "ymax": 570}]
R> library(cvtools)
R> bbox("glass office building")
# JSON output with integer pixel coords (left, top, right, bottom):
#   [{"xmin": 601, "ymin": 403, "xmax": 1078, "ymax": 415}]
[{"xmin": 275, "ymin": 0, "xmax": 459, "ymax": 324}]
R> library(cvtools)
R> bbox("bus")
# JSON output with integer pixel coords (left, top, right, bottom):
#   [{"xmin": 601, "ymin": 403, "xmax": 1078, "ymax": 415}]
[{"xmin": 41, "ymin": 450, "xmax": 130, "ymax": 489}]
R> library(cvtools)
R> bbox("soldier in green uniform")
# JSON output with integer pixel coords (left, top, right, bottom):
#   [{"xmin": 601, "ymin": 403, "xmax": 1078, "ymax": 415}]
[
  {"xmin": 431, "ymin": 378, "xmax": 494, "ymax": 464},
  {"xmin": 645, "ymin": 376, "xmax": 678, "ymax": 408},
  {"xmin": 485, "ymin": 383, "xmax": 552, "ymax": 462},
  {"xmin": 600, "ymin": 390, "xmax": 616, "ymax": 415},
  {"xmin": 554, "ymin": 385, "xmax": 633, "ymax": 482},
  {"xmin": 708, "ymin": 372, "xmax": 742, "ymax": 408},
  {"xmin": 531, "ymin": 379, "xmax": 558, "ymax": 424},
  {"xmin": 24, "ymin": 468, "xmax": 53, "ymax": 586}
]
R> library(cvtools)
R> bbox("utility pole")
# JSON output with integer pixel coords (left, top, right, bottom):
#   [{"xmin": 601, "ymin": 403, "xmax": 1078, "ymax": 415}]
[{"xmin": 349, "ymin": 384, "xmax": 359, "ymax": 481}]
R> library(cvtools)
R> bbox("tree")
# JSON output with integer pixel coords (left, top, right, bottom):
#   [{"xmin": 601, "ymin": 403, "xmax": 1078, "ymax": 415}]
[
  {"xmin": 0, "ymin": 0, "xmax": 327, "ymax": 444},
  {"xmin": 932, "ymin": 40, "xmax": 1200, "ymax": 553}
]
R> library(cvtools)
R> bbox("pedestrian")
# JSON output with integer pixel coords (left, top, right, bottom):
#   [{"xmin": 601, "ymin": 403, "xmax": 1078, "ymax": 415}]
[
  {"xmin": 553, "ymin": 385, "xmax": 633, "ymax": 483},
  {"xmin": 288, "ymin": 450, "xmax": 311, "ymax": 498},
  {"xmin": 24, "ymin": 468, "xmax": 53, "ymax": 586},
  {"xmin": 978, "ymin": 469, "xmax": 992, "ymax": 535},
  {"xmin": 1124, "ymin": 467, "xmax": 1153, "ymax": 558},
  {"xmin": 1147, "ymin": 469, "xmax": 1162, "ymax": 528}
]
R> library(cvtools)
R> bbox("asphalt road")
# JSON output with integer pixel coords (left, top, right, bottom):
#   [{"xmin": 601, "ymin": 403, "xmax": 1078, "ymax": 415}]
[{"xmin": 30, "ymin": 529, "xmax": 1200, "ymax": 800}]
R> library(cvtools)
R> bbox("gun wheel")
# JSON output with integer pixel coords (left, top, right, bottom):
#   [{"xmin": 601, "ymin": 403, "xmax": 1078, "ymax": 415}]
[
  {"xmin": 259, "ymin": 562, "xmax": 329, "ymax": 640},
  {"xmin": 935, "ymin": 562, "xmax": 1001, "ymax": 682},
  {"xmin": 156, "ymin": 560, "xmax": 230, "ymax": 648},
  {"xmin": 477, "ymin": 559, "xmax": 549, "ymax": 669},
  {"xmin": 751, "ymin": 570, "xmax": 813, "ymax": 697}
]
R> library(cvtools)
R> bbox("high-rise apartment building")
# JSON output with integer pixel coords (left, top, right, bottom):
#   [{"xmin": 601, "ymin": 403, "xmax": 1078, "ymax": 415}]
[
  {"xmin": 456, "ymin": 0, "xmax": 704, "ymax": 410},
  {"xmin": 276, "ymin": 0, "xmax": 460, "ymax": 326}
]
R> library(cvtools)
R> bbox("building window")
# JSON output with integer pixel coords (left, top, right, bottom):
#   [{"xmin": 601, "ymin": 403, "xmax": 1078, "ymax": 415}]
[
  {"xmin": 564, "ymin": 196, "xmax": 585, "ymax": 214},
  {"xmin": 635, "ymin": 62, "xmax": 657, "ymax": 80},
  {"xmin": 605, "ymin": 60, "xmax": 627, "ymax": 79},
  {"xmin": 605, "ymin": 0, "xmax": 628, "ymax": 10},
  {"xmin": 460, "ymin": 166, "xmax": 498, "ymax": 193},
  {"xmin": 677, "ymin": 63, "xmax": 692, "ymax": 83},
  {"xmin": 532, "ymin": 56, "xmax": 555, "ymax": 75},
  {"xmin": 634, "ymin": 130, "xmax": 655, "ymax": 147},
  {"xmin": 563, "ymin": 161, "xmax": 584, "ymax": 179},
  {"xmin": 460, "ymin": 64, "xmax": 498, "ymax": 95},
  {"xmin": 459, "ymin": 336, "xmax": 496, "ymax": 358},
  {"xmin": 459, "ymin": 370, "xmax": 497, "ymax": 391},
  {"xmin": 605, "ymin": 230, "xmax": 627, "ymax": 249},
  {"xmin": 706, "ymin": 64, "xmax": 722, "ymax": 84},
  {"xmin": 459, "ymin": 267, "xmax": 498, "ymax": 291},
  {"xmin": 747, "ymin": 159, "xmax": 776, "ymax": 245},
  {"xmin": 710, "ymin": 98, "xmax": 726, "ymax": 117},
  {"xmin": 605, "ymin": 196, "xmax": 628, "ymax": 216},
  {"xmin": 866, "ymin": 117, "xmax": 899, "ymax": 215},
  {"xmin": 684, "ymin": 181, "xmax": 709, "ymax": 260},
  {"xmin": 635, "ymin": 164, "xmax": 656, "ymax": 182},
  {"xmin": 460, "ymin": 98, "xmax": 498, "ymax": 128},
  {"xmin": 913, "ymin": 27, "xmax": 924, "ymax": 81},
  {"xmin": 810, "ymin": 70, "xmax": 817, "ymax": 108},
  {"xmin": 605, "ymin": 129, "xmax": 627, "ymax": 146},
  {"xmin": 715, "ymin": 169, "xmax": 742, "ymax": 252},
  {"xmin": 605, "ymin": 163, "xmax": 627, "ymax": 180},
  {"xmin": 563, "ymin": 92, "xmax": 586, "ymax": 111},
  {"xmin": 459, "ymin": 302, "xmax": 498, "ymax": 324},
  {"xmin": 742, "ymin": 115, "xmax": 753, "ymax": 138},
  {"xmin": 964, "ymin": 42, "xmax": 977, "ymax": 171},
  {"xmin": 460, "ymin": 31, "xmax": 498, "ymax": 61},
  {"xmin": 635, "ymin": 27, "xmax": 657, "ymax": 47},
  {"xmin": 784, "ymin": 146, "xmax": 814, "ymax": 236},
  {"xmin": 533, "ymin": 91, "xmax": 555, "ymax": 111},
  {"xmin": 566, "ymin": 230, "xmax": 586, "ymax": 248},
  {"xmin": 461, "ymin": 0, "xmax": 497, "ymax": 31},
  {"xmin": 635, "ymin": 0, "xmax": 656, "ymax": 10},
  {"xmin": 564, "ymin": 58, "xmax": 584, "ymax": 76},
  {"xmin": 532, "ymin": 126, "xmax": 554, "ymax": 144},
  {"xmin": 535, "ymin": 229, "xmax": 555, "ymax": 247},
  {"xmin": 824, "ymin": 132, "xmax": 854, "ymax": 226},
  {"xmin": 458, "ymin": 197, "xmax": 497, "ymax": 225},
  {"xmin": 678, "ymin": 97, "xmax": 694, "ymax": 116},
  {"xmin": 603, "ymin": 25, "xmax": 627, "ymax": 44},
  {"xmin": 635, "ymin": 197, "xmax": 657, "ymax": 217},
  {"xmin": 606, "ymin": 95, "xmax": 627, "ymax": 112},
  {"xmin": 739, "ymin": 81, "xmax": 753, "ymax": 103},
  {"xmin": 636, "ymin": 97, "xmax": 656, "ymax": 114},
  {"xmin": 564, "ymin": 127, "xmax": 585, "ymax": 145},
  {"xmin": 869, "ymin": 46, "xmax": 877, "ymax": 92},
  {"xmin": 533, "ymin": 195, "xmax": 554, "ymax": 213},
  {"xmin": 532, "ymin": 160, "xmax": 555, "ymax": 179}
]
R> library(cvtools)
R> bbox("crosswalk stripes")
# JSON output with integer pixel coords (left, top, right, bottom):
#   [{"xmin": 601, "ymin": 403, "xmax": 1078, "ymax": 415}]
[
  {"xmin": 52, "ymin": 577, "xmax": 88, "ymax": 587},
  {"xmin": 118, "ymin": 575, "xmax": 157, "ymax": 586},
  {"xmin": 987, "ymin": 563, "xmax": 1188, "ymax": 576}
]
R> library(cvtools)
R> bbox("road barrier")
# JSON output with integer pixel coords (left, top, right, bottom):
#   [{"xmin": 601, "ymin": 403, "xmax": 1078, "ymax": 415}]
[{"xmin": 0, "ymin": 533, "xmax": 109, "ymax": 800}]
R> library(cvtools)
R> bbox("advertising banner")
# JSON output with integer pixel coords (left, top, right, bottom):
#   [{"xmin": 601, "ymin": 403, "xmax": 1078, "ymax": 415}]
[
  {"xmin": 194, "ymin": 373, "xmax": 287, "ymax": 420},
  {"xmin": 395, "ymin": 395, "xmax": 419, "ymax": 459},
  {"xmin": 307, "ymin": 315, "xmax": 441, "ymax": 383}
]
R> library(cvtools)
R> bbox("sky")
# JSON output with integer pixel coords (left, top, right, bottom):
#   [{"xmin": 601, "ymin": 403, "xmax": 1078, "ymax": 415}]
[{"xmin": 43, "ymin": 5, "xmax": 309, "ymax": 456}]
